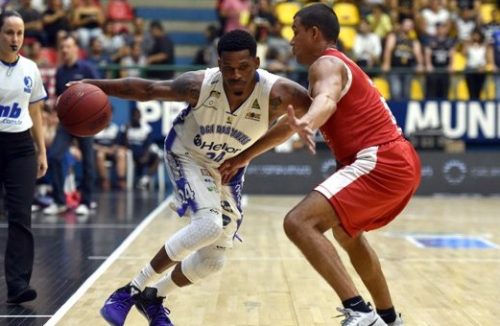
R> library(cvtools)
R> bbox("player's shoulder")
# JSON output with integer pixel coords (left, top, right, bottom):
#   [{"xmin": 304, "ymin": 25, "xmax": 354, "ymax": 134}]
[{"xmin": 18, "ymin": 55, "xmax": 38, "ymax": 69}]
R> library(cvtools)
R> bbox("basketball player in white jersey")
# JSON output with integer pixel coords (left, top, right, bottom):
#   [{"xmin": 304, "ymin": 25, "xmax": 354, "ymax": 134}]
[
  {"xmin": 0, "ymin": 10, "xmax": 47, "ymax": 304},
  {"xmin": 72, "ymin": 29, "xmax": 311, "ymax": 325}
]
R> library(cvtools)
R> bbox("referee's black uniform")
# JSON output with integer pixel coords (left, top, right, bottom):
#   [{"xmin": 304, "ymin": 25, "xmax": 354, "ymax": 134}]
[{"xmin": 0, "ymin": 11, "xmax": 48, "ymax": 304}]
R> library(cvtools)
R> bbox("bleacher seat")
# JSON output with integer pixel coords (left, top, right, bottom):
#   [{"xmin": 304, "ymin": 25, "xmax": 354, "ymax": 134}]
[
  {"xmin": 333, "ymin": 2, "xmax": 360, "ymax": 26},
  {"xmin": 373, "ymin": 77, "xmax": 390, "ymax": 99},
  {"xmin": 479, "ymin": 3, "xmax": 495, "ymax": 24},
  {"xmin": 410, "ymin": 78, "xmax": 424, "ymax": 100},
  {"xmin": 338, "ymin": 26, "xmax": 357, "ymax": 51},
  {"xmin": 281, "ymin": 25, "xmax": 294, "ymax": 41},
  {"xmin": 275, "ymin": 2, "xmax": 301, "ymax": 25}
]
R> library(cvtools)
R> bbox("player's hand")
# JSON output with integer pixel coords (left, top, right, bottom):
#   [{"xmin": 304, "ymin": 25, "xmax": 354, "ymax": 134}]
[
  {"xmin": 36, "ymin": 152, "xmax": 48, "ymax": 178},
  {"xmin": 218, "ymin": 154, "xmax": 250, "ymax": 184},
  {"xmin": 65, "ymin": 80, "xmax": 86, "ymax": 87},
  {"xmin": 286, "ymin": 105, "xmax": 316, "ymax": 154}
]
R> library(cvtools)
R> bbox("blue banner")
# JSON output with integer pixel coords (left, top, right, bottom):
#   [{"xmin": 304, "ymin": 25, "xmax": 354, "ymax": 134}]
[
  {"xmin": 388, "ymin": 100, "xmax": 500, "ymax": 144},
  {"xmin": 123, "ymin": 100, "xmax": 500, "ymax": 145}
]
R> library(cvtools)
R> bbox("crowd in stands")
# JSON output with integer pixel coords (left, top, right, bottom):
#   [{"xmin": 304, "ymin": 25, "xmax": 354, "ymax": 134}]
[{"xmin": 215, "ymin": 0, "xmax": 500, "ymax": 100}]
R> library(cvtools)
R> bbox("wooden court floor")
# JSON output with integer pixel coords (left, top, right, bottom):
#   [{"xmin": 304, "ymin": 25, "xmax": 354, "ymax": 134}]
[{"xmin": 47, "ymin": 196, "xmax": 500, "ymax": 326}]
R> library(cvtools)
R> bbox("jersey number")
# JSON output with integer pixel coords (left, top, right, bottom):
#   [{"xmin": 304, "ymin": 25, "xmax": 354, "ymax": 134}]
[{"xmin": 206, "ymin": 151, "xmax": 226, "ymax": 163}]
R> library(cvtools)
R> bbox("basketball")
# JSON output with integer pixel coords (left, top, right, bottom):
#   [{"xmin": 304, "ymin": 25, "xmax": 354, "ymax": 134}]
[{"xmin": 56, "ymin": 83, "xmax": 112, "ymax": 137}]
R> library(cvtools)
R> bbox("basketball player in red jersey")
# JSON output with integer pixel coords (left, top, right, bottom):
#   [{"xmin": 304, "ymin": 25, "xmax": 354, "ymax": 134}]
[{"xmin": 219, "ymin": 4, "xmax": 420, "ymax": 326}]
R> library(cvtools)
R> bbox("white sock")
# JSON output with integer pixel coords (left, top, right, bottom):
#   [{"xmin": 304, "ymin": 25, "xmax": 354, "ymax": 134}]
[
  {"xmin": 131, "ymin": 263, "xmax": 157, "ymax": 291},
  {"xmin": 152, "ymin": 271, "xmax": 181, "ymax": 297}
]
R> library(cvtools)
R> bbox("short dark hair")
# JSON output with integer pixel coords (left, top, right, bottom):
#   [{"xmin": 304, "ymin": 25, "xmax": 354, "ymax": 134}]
[
  {"xmin": 0, "ymin": 10, "xmax": 23, "ymax": 30},
  {"xmin": 217, "ymin": 29, "xmax": 257, "ymax": 57},
  {"xmin": 295, "ymin": 3, "xmax": 339, "ymax": 43},
  {"xmin": 150, "ymin": 20, "xmax": 163, "ymax": 31}
]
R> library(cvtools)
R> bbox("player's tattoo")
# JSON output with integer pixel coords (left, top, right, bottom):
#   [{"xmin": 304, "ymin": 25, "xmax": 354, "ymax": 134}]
[
  {"xmin": 172, "ymin": 73, "xmax": 200, "ymax": 103},
  {"xmin": 269, "ymin": 96, "xmax": 282, "ymax": 112}
]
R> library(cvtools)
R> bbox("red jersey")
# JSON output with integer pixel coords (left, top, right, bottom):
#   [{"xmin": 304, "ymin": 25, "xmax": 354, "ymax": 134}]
[{"xmin": 317, "ymin": 48, "xmax": 402, "ymax": 165}]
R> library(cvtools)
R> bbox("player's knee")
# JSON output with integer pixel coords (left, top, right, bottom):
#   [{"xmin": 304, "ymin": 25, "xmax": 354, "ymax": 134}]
[
  {"xmin": 283, "ymin": 210, "xmax": 302, "ymax": 240},
  {"xmin": 182, "ymin": 247, "xmax": 226, "ymax": 283},
  {"xmin": 193, "ymin": 208, "xmax": 224, "ymax": 242}
]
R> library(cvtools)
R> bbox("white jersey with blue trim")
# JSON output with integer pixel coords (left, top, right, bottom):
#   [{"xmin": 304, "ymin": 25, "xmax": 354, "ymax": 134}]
[
  {"xmin": 172, "ymin": 67, "xmax": 279, "ymax": 167},
  {"xmin": 0, "ymin": 56, "xmax": 47, "ymax": 132}
]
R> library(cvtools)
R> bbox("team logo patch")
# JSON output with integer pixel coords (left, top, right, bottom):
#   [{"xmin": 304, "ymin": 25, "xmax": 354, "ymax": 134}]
[
  {"xmin": 245, "ymin": 111, "xmax": 261, "ymax": 121},
  {"xmin": 226, "ymin": 116, "xmax": 233, "ymax": 124},
  {"xmin": 210, "ymin": 90, "xmax": 221, "ymax": 98},
  {"xmin": 200, "ymin": 168, "xmax": 211, "ymax": 177},
  {"xmin": 251, "ymin": 99, "xmax": 260, "ymax": 110},
  {"xmin": 23, "ymin": 76, "xmax": 33, "ymax": 93}
]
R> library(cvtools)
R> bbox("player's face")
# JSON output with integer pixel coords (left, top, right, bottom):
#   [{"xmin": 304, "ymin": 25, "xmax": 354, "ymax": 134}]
[
  {"xmin": 218, "ymin": 50, "xmax": 259, "ymax": 97},
  {"xmin": 0, "ymin": 16, "xmax": 24, "ymax": 57},
  {"xmin": 290, "ymin": 17, "xmax": 314, "ymax": 65}
]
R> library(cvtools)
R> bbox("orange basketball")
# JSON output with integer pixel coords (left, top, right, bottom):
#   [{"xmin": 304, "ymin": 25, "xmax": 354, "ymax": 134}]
[{"xmin": 56, "ymin": 83, "xmax": 112, "ymax": 137}]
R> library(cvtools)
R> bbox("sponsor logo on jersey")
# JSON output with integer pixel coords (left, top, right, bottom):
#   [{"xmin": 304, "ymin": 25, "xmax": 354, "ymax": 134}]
[
  {"xmin": 245, "ymin": 111, "xmax": 261, "ymax": 121},
  {"xmin": 198, "ymin": 125, "xmax": 251, "ymax": 145},
  {"xmin": 23, "ymin": 76, "xmax": 33, "ymax": 93},
  {"xmin": 194, "ymin": 136, "xmax": 242, "ymax": 154},
  {"xmin": 0, "ymin": 102, "xmax": 22, "ymax": 119},
  {"xmin": 251, "ymin": 99, "xmax": 260, "ymax": 110}
]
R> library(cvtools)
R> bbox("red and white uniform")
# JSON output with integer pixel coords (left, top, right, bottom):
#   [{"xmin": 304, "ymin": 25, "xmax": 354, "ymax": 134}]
[{"xmin": 314, "ymin": 48, "xmax": 421, "ymax": 237}]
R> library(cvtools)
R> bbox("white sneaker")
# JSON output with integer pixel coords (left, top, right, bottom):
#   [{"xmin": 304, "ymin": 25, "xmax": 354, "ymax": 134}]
[
  {"xmin": 75, "ymin": 204, "xmax": 90, "ymax": 215},
  {"xmin": 336, "ymin": 307, "xmax": 387, "ymax": 326},
  {"xmin": 43, "ymin": 203, "xmax": 67, "ymax": 215},
  {"xmin": 387, "ymin": 314, "xmax": 403, "ymax": 326}
]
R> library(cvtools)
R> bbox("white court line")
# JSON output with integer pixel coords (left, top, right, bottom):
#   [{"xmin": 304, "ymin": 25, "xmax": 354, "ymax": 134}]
[
  {"xmin": 44, "ymin": 196, "xmax": 172, "ymax": 326},
  {"xmin": 0, "ymin": 315, "xmax": 52, "ymax": 318}
]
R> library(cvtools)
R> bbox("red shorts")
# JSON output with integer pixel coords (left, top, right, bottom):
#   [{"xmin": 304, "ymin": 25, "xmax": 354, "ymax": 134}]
[{"xmin": 315, "ymin": 139, "xmax": 421, "ymax": 237}]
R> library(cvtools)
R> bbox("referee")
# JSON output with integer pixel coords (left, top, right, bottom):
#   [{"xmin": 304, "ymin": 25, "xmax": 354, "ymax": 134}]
[{"xmin": 0, "ymin": 10, "xmax": 47, "ymax": 304}]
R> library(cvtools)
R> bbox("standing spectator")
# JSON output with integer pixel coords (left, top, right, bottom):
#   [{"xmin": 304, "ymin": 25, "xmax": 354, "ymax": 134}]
[
  {"xmin": 424, "ymin": 22, "xmax": 455, "ymax": 99},
  {"xmin": 0, "ymin": 10, "xmax": 47, "ymax": 304},
  {"xmin": 71, "ymin": 0, "xmax": 105, "ymax": 50},
  {"xmin": 485, "ymin": 8, "xmax": 500, "ymax": 99},
  {"xmin": 43, "ymin": 35, "xmax": 99, "ymax": 216},
  {"xmin": 463, "ymin": 28, "xmax": 489, "ymax": 99},
  {"xmin": 120, "ymin": 41, "xmax": 147, "ymax": 77},
  {"xmin": 366, "ymin": 4, "xmax": 393, "ymax": 41},
  {"xmin": 417, "ymin": 0, "xmax": 451, "ymax": 44},
  {"xmin": 17, "ymin": 0, "xmax": 46, "ymax": 45},
  {"xmin": 94, "ymin": 121, "xmax": 127, "ymax": 191},
  {"xmin": 353, "ymin": 18, "xmax": 382, "ymax": 70},
  {"xmin": 86, "ymin": 36, "xmax": 111, "ymax": 78},
  {"xmin": 453, "ymin": 6, "xmax": 477, "ymax": 43},
  {"xmin": 382, "ymin": 18, "xmax": 425, "ymax": 100},
  {"xmin": 123, "ymin": 108, "xmax": 160, "ymax": 189},
  {"xmin": 146, "ymin": 20, "xmax": 175, "ymax": 80},
  {"xmin": 219, "ymin": 0, "xmax": 251, "ymax": 33},
  {"xmin": 42, "ymin": 0, "xmax": 70, "ymax": 48}
]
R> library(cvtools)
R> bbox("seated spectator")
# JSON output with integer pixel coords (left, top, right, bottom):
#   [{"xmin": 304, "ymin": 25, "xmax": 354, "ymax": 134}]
[
  {"xmin": 219, "ymin": 0, "xmax": 251, "ymax": 33},
  {"xmin": 42, "ymin": 0, "xmax": 70, "ymax": 48},
  {"xmin": 124, "ymin": 16, "xmax": 154, "ymax": 55},
  {"xmin": 71, "ymin": 0, "xmax": 105, "ymax": 49},
  {"xmin": 192, "ymin": 24, "xmax": 219, "ymax": 67},
  {"xmin": 100, "ymin": 20, "xmax": 127, "ymax": 63},
  {"xmin": 106, "ymin": 0, "xmax": 134, "ymax": 22},
  {"xmin": 94, "ymin": 121, "xmax": 127, "ymax": 190},
  {"xmin": 124, "ymin": 109, "xmax": 160, "ymax": 190},
  {"xmin": 417, "ymin": 0, "xmax": 451, "ymax": 44},
  {"xmin": 366, "ymin": 4, "xmax": 393, "ymax": 41}
]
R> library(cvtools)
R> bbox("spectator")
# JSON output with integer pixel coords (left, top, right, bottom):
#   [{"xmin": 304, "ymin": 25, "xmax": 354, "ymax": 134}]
[
  {"xmin": 42, "ymin": 0, "xmax": 70, "ymax": 48},
  {"xmin": 100, "ymin": 20, "xmax": 127, "ymax": 63},
  {"xmin": 382, "ymin": 18, "xmax": 425, "ymax": 100},
  {"xmin": 146, "ymin": 20, "xmax": 175, "ymax": 80},
  {"xmin": 71, "ymin": 0, "xmax": 105, "ymax": 50},
  {"xmin": 424, "ymin": 22, "xmax": 455, "ymax": 99},
  {"xmin": 94, "ymin": 121, "xmax": 127, "ymax": 191},
  {"xmin": 366, "ymin": 4, "xmax": 393, "ymax": 40},
  {"xmin": 120, "ymin": 41, "xmax": 147, "ymax": 77},
  {"xmin": 463, "ymin": 28, "xmax": 489, "ymax": 99},
  {"xmin": 219, "ymin": 0, "xmax": 251, "ymax": 33},
  {"xmin": 43, "ymin": 35, "xmax": 99, "ymax": 216},
  {"xmin": 453, "ymin": 6, "xmax": 477, "ymax": 42},
  {"xmin": 485, "ymin": 8, "xmax": 500, "ymax": 99},
  {"xmin": 192, "ymin": 24, "xmax": 219, "ymax": 67},
  {"xmin": 124, "ymin": 108, "xmax": 160, "ymax": 190},
  {"xmin": 417, "ymin": 0, "xmax": 451, "ymax": 43},
  {"xmin": 86, "ymin": 36, "xmax": 111, "ymax": 78},
  {"xmin": 125, "ymin": 16, "xmax": 153, "ymax": 55},
  {"xmin": 353, "ymin": 18, "xmax": 382, "ymax": 70},
  {"xmin": 17, "ymin": 0, "xmax": 46, "ymax": 45}
]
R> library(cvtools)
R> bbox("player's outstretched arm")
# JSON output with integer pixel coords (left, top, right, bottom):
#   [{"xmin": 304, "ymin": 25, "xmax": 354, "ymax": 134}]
[{"xmin": 68, "ymin": 71, "xmax": 204, "ymax": 105}]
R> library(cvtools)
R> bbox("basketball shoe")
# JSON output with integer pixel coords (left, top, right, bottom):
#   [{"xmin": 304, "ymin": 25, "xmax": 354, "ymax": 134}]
[
  {"xmin": 336, "ymin": 306, "xmax": 387, "ymax": 326},
  {"xmin": 100, "ymin": 284, "xmax": 140, "ymax": 326},
  {"xmin": 135, "ymin": 287, "xmax": 174, "ymax": 326},
  {"xmin": 387, "ymin": 314, "xmax": 403, "ymax": 326}
]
